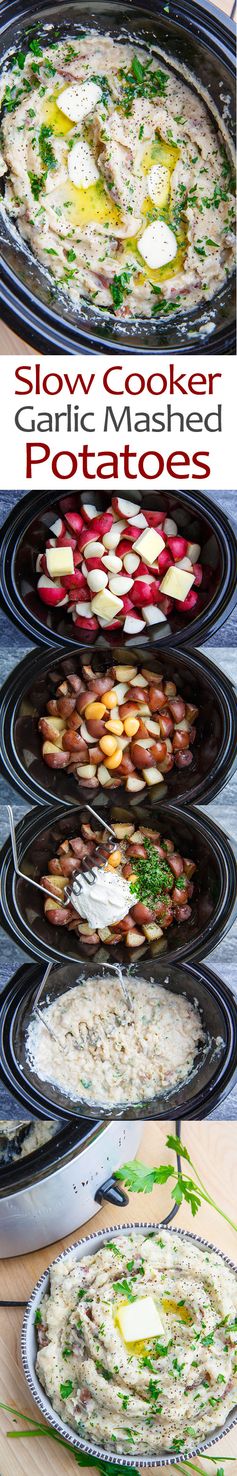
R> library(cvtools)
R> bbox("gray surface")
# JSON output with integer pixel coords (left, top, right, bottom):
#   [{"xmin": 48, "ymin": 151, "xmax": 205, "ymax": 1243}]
[{"xmin": 0, "ymin": 489, "xmax": 236, "ymax": 1121}]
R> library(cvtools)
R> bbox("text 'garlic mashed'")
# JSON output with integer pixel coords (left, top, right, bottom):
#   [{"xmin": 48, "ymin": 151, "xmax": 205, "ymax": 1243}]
[
  {"xmin": 35, "ymin": 1229, "xmax": 237, "ymax": 1455},
  {"xmin": 0, "ymin": 32, "xmax": 235, "ymax": 319},
  {"xmin": 26, "ymin": 975, "xmax": 204, "ymax": 1107}
]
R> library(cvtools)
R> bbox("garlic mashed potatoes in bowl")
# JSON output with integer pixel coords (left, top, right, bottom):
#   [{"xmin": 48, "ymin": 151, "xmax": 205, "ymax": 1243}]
[
  {"xmin": 26, "ymin": 1225, "xmax": 237, "ymax": 1461},
  {"xmin": 0, "ymin": 28, "xmax": 235, "ymax": 322}
]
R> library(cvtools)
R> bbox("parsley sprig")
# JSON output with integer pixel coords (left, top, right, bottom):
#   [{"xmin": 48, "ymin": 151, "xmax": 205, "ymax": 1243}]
[{"xmin": 115, "ymin": 1133, "xmax": 237, "ymax": 1232}]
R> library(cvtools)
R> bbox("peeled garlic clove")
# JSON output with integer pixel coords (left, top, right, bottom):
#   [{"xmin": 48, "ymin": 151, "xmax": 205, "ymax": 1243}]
[
  {"xmin": 58, "ymin": 80, "xmax": 101, "ymax": 123},
  {"xmin": 138, "ymin": 219, "xmax": 177, "ymax": 269},
  {"xmin": 68, "ymin": 139, "xmax": 99, "ymax": 189},
  {"xmin": 147, "ymin": 163, "xmax": 170, "ymax": 209}
]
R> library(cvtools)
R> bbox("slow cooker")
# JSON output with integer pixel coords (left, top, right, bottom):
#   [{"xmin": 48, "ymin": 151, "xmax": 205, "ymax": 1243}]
[
  {"xmin": 22, "ymin": 1223, "xmax": 237, "ymax": 1462},
  {"xmin": 1, "ymin": 642, "xmax": 236, "ymax": 811},
  {"xmin": 0, "ymin": 1118, "xmax": 142, "ymax": 1256},
  {"xmin": 0, "ymin": 0, "xmax": 235, "ymax": 354},
  {"xmin": 1, "ymin": 488, "xmax": 236, "ymax": 651},
  {"xmin": 1, "ymin": 956, "xmax": 236, "ymax": 1121},
  {"xmin": 1, "ymin": 799, "xmax": 236, "ymax": 966}
]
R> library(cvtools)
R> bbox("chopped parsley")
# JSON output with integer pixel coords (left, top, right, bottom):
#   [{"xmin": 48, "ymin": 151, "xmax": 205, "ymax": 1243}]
[
  {"xmin": 129, "ymin": 837, "xmax": 173, "ymax": 909},
  {"xmin": 34, "ymin": 1307, "xmax": 42, "ymax": 1326},
  {"xmin": 113, "ymin": 1278, "xmax": 136, "ymax": 1302},
  {"xmin": 60, "ymin": 1380, "xmax": 73, "ymax": 1400},
  {"xmin": 119, "ymin": 54, "xmax": 168, "ymax": 114},
  {"xmin": 38, "ymin": 124, "xmax": 56, "ymax": 171},
  {"xmin": 28, "ymin": 170, "xmax": 46, "ymax": 200},
  {"xmin": 110, "ymin": 268, "xmax": 132, "ymax": 309}
]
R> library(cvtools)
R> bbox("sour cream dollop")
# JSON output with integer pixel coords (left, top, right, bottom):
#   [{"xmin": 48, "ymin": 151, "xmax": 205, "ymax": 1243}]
[{"xmin": 70, "ymin": 868, "xmax": 132, "ymax": 929}]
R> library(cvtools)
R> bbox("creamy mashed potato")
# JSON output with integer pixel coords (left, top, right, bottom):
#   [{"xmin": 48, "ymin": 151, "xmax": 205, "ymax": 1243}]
[
  {"xmin": 0, "ymin": 32, "xmax": 235, "ymax": 318},
  {"xmin": 36, "ymin": 1229, "xmax": 237, "ymax": 1454},
  {"xmin": 0, "ymin": 1119, "xmax": 57, "ymax": 1164},
  {"xmin": 26, "ymin": 975, "xmax": 204, "ymax": 1107}
]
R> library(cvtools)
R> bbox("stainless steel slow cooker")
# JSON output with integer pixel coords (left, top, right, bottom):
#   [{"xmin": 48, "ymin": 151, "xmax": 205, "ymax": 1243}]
[
  {"xmin": 0, "ymin": 0, "xmax": 235, "ymax": 353},
  {"xmin": 0, "ymin": 1118, "xmax": 141, "ymax": 1256}
]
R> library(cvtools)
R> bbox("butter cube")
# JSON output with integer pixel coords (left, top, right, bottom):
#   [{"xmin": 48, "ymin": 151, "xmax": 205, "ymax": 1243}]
[
  {"xmin": 133, "ymin": 529, "xmax": 165, "ymax": 565},
  {"xmin": 159, "ymin": 567, "xmax": 195, "ymax": 601},
  {"xmin": 117, "ymin": 1295, "xmax": 163, "ymax": 1344},
  {"xmin": 46, "ymin": 546, "xmax": 74, "ymax": 579},
  {"xmin": 91, "ymin": 588, "xmax": 123, "ymax": 622}
]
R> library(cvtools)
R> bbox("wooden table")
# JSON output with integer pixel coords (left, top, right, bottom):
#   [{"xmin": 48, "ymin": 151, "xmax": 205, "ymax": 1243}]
[{"xmin": 0, "ymin": 1121, "xmax": 236, "ymax": 1476}]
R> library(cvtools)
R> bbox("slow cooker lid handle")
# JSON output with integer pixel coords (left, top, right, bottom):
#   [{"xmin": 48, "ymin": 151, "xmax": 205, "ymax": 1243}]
[{"xmin": 95, "ymin": 1175, "xmax": 129, "ymax": 1208}]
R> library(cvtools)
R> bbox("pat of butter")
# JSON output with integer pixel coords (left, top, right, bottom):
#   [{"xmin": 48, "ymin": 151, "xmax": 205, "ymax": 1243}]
[
  {"xmin": 91, "ymin": 588, "xmax": 123, "ymax": 621},
  {"xmin": 58, "ymin": 80, "xmax": 101, "ymax": 124},
  {"xmin": 138, "ymin": 220, "xmax": 177, "ymax": 270},
  {"xmin": 133, "ymin": 529, "xmax": 165, "ymax": 565},
  {"xmin": 68, "ymin": 139, "xmax": 99, "ymax": 189},
  {"xmin": 159, "ymin": 567, "xmax": 195, "ymax": 601},
  {"xmin": 46, "ymin": 546, "xmax": 74, "ymax": 579},
  {"xmin": 117, "ymin": 1295, "xmax": 164, "ymax": 1344}
]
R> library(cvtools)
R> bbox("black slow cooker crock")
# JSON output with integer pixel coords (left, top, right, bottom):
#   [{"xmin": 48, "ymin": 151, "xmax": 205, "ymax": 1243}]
[
  {"xmin": 1, "ymin": 488, "xmax": 236, "ymax": 650},
  {"xmin": 0, "ymin": 798, "xmax": 236, "ymax": 967},
  {"xmin": 0, "ymin": 0, "xmax": 235, "ymax": 353},
  {"xmin": 0, "ymin": 642, "xmax": 236, "ymax": 810},
  {"xmin": 0, "ymin": 956, "xmax": 236, "ymax": 1121}
]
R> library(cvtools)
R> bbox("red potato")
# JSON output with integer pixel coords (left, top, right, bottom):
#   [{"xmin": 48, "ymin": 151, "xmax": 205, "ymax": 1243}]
[
  {"xmin": 131, "ymin": 902, "xmax": 155, "ymax": 925},
  {"xmin": 136, "ymin": 720, "xmax": 150, "ymax": 739},
  {"xmin": 185, "ymin": 703, "xmax": 199, "ymax": 723},
  {"xmin": 61, "ymin": 572, "xmax": 87, "ymax": 591},
  {"xmin": 44, "ymin": 899, "xmax": 72, "ymax": 924},
  {"xmin": 85, "ymin": 513, "xmax": 113, "ymax": 537},
  {"xmin": 46, "ymin": 700, "xmax": 59, "ymax": 716},
  {"xmin": 119, "ymin": 755, "xmax": 135, "ymax": 776},
  {"xmin": 150, "ymin": 741, "xmax": 168, "ymax": 764},
  {"xmin": 132, "ymin": 580, "xmax": 155, "ymax": 607},
  {"xmin": 168, "ymin": 697, "xmax": 186, "ymax": 722},
  {"xmin": 77, "ymin": 691, "xmax": 97, "ymax": 713},
  {"xmin": 175, "ymin": 749, "xmax": 193, "ymax": 768},
  {"xmin": 42, "ymin": 743, "xmax": 70, "ymax": 768},
  {"xmin": 125, "ymin": 929, "xmax": 144, "ymax": 948},
  {"xmin": 176, "ymin": 590, "xmax": 199, "ymax": 612},
  {"xmin": 66, "ymin": 674, "xmax": 84, "ymax": 694},
  {"xmin": 65, "ymin": 711, "xmax": 82, "ymax": 731},
  {"xmin": 145, "ymin": 510, "xmax": 166, "ymax": 526},
  {"xmin": 56, "ymin": 535, "xmax": 77, "ymax": 551},
  {"xmin": 85, "ymin": 557, "xmax": 105, "ymax": 571},
  {"xmin": 192, "ymin": 562, "xmax": 203, "ymax": 586},
  {"xmin": 173, "ymin": 730, "xmax": 190, "ymax": 751},
  {"xmin": 122, "ymin": 861, "xmax": 136, "ymax": 879},
  {"xmin": 64, "ymin": 511, "xmax": 84, "ymax": 535},
  {"xmin": 74, "ymin": 615, "xmax": 98, "ymax": 630},
  {"xmin": 38, "ymin": 575, "xmax": 67, "ymax": 606},
  {"xmin": 167, "ymin": 536, "xmax": 188, "ymax": 560},
  {"xmin": 130, "ymin": 744, "xmax": 154, "ymax": 770},
  {"xmin": 173, "ymin": 884, "xmax": 189, "ymax": 906},
  {"xmin": 169, "ymin": 853, "xmax": 184, "ymax": 877},
  {"xmin": 62, "ymin": 731, "xmax": 88, "ymax": 754},
  {"xmin": 159, "ymin": 752, "xmax": 175, "ymax": 774},
  {"xmin": 112, "ymin": 913, "xmax": 134, "ymax": 933},
  {"xmin": 176, "ymin": 904, "xmax": 192, "ymax": 921},
  {"xmin": 157, "ymin": 595, "xmax": 173, "ymax": 616},
  {"xmin": 48, "ymin": 858, "xmax": 64, "ymax": 875},
  {"xmin": 89, "ymin": 745, "xmax": 104, "ymax": 764},
  {"xmin": 157, "ymin": 549, "xmax": 172, "ymax": 574},
  {"xmin": 58, "ymin": 857, "xmax": 80, "ymax": 876},
  {"xmin": 86, "ymin": 719, "xmax": 106, "ymax": 739},
  {"xmin": 127, "ymin": 843, "xmax": 147, "ymax": 858},
  {"xmin": 159, "ymin": 713, "xmax": 174, "ymax": 737},
  {"xmin": 183, "ymin": 858, "xmax": 196, "ymax": 878},
  {"xmin": 57, "ymin": 697, "xmax": 76, "ymax": 717},
  {"xmin": 149, "ymin": 686, "xmax": 167, "ymax": 712}
]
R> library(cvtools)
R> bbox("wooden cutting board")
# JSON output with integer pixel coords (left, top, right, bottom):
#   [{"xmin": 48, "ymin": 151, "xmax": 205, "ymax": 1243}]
[{"xmin": 0, "ymin": 1120, "xmax": 236, "ymax": 1476}]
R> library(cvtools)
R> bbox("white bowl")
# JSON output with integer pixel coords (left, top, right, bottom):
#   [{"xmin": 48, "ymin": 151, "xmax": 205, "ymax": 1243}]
[{"xmin": 22, "ymin": 1220, "xmax": 237, "ymax": 1468}]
